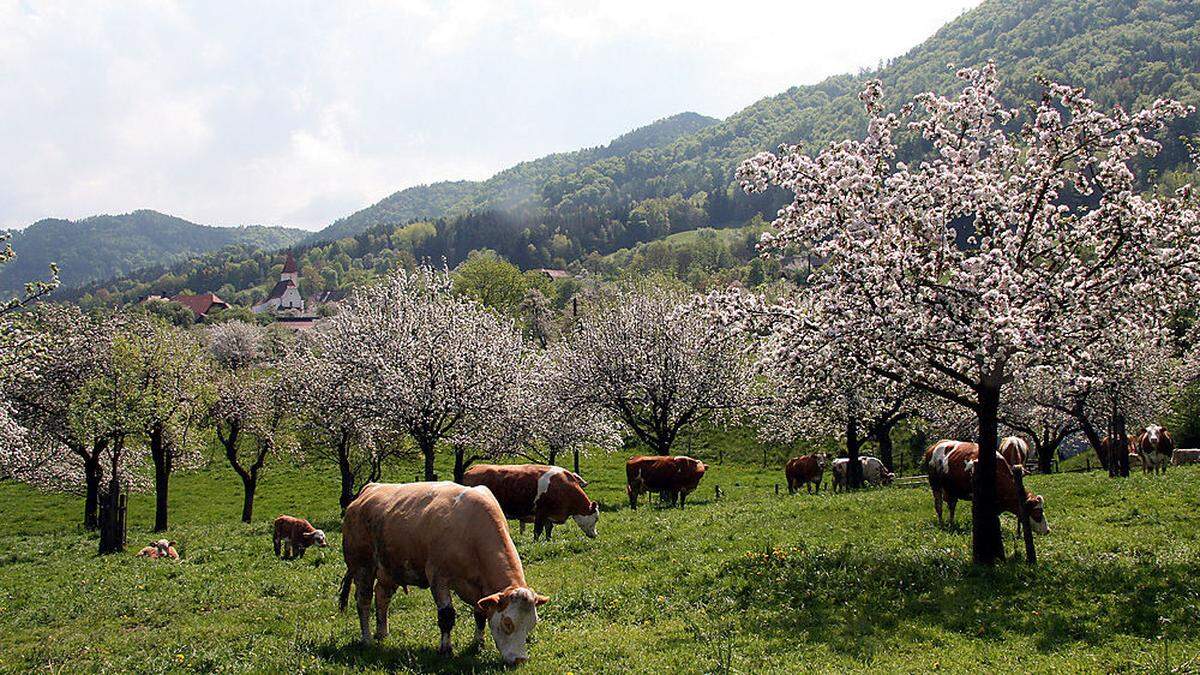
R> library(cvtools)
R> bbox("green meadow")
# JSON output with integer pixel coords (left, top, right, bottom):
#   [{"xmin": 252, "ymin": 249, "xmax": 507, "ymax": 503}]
[{"xmin": 2, "ymin": 450, "xmax": 1199, "ymax": 673}]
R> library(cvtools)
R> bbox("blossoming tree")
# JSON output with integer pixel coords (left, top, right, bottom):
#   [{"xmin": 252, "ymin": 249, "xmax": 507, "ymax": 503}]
[
  {"xmin": 314, "ymin": 266, "xmax": 524, "ymax": 481},
  {"xmin": 562, "ymin": 286, "xmax": 754, "ymax": 457},
  {"xmin": 730, "ymin": 64, "xmax": 1198, "ymax": 564}
]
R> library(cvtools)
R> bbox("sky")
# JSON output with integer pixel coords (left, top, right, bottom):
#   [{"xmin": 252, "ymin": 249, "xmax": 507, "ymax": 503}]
[{"xmin": 0, "ymin": 0, "xmax": 980, "ymax": 232}]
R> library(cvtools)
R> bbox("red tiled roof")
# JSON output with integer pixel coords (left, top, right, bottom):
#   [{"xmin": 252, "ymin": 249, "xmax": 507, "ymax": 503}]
[
  {"xmin": 170, "ymin": 292, "xmax": 229, "ymax": 318},
  {"xmin": 263, "ymin": 279, "xmax": 296, "ymax": 302}
]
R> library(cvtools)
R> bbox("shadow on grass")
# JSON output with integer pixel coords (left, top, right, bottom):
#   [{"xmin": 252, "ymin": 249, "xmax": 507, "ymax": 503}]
[
  {"xmin": 708, "ymin": 541, "xmax": 1200, "ymax": 661},
  {"xmin": 306, "ymin": 637, "xmax": 509, "ymax": 673}
]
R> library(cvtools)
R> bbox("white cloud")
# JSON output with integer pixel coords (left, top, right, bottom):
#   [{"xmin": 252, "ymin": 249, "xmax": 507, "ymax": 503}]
[{"xmin": 0, "ymin": 0, "xmax": 979, "ymax": 231}]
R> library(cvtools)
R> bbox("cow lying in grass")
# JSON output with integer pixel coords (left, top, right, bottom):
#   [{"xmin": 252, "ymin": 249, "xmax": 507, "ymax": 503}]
[
  {"xmin": 340, "ymin": 482, "xmax": 549, "ymax": 666},
  {"xmin": 135, "ymin": 539, "xmax": 178, "ymax": 560},
  {"xmin": 273, "ymin": 515, "xmax": 327, "ymax": 559},
  {"xmin": 924, "ymin": 440, "xmax": 1050, "ymax": 535}
]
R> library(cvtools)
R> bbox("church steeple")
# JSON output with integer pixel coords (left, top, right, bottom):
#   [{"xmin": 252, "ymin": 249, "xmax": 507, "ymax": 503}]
[{"xmin": 280, "ymin": 251, "xmax": 299, "ymax": 283}]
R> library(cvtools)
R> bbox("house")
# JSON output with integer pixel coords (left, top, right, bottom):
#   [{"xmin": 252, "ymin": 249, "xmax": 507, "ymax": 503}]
[
  {"xmin": 168, "ymin": 292, "xmax": 229, "ymax": 319},
  {"xmin": 252, "ymin": 252, "xmax": 305, "ymax": 314},
  {"xmin": 534, "ymin": 268, "xmax": 571, "ymax": 281}
]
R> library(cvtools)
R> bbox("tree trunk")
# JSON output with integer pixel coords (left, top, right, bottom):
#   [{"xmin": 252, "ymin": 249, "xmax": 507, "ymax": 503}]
[
  {"xmin": 972, "ymin": 385, "xmax": 1005, "ymax": 566},
  {"xmin": 453, "ymin": 446, "xmax": 467, "ymax": 484},
  {"xmin": 150, "ymin": 424, "xmax": 170, "ymax": 533},
  {"xmin": 337, "ymin": 438, "xmax": 355, "ymax": 513},
  {"xmin": 876, "ymin": 426, "xmax": 895, "ymax": 473},
  {"xmin": 419, "ymin": 437, "xmax": 437, "ymax": 481},
  {"xmin": 1114, "ymin": 411, "xmax": 1129, "ymax": 478},
  {"xmin": 98, "ymin": 478, "xmax": 126, "ymax": 554},
  {"xmin": 83, "ymin": 453, "xmax": 102, "ymax": 531},
  {"xmin": 846, "ymin": 418, "xmax": 864, "ymax": 489},
  {"xmin": 547, "ymin": 447, "xmax": 559, "ymax": 466},
  {"xmin": 573, "ymin": 448, "xmax": 581, "ymax": 476},
  {"xmin": 1036, "ymin": 440, "xmax": 1054, "ymax": 475},
  {"xmin": 240, "ymin": 474, "xmax": 257, "ymax": 523}
]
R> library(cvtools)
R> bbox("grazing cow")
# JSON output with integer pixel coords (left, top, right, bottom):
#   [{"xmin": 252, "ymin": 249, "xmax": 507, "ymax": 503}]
[
  {"xmin": 1138, "ymin": 424, "xmax": 1175, "ymax": 474},
  {"xmin": 626, "ymin": 455, "xmax": 707, "ymax": 509},
  {"xmin": 830, "ymin": 456, "xmax": 895, "ymax": 492},
  {"xmin": 999, "ymin": 436, "xmax": 1028, "ymax": 472},
  {"xmin": 339, "ymin": 482, "xmax": 549, "ymax": 665},
  {"xmin": 785, "ymin": 452, "xmax": 830, "ymax": 494},
  {"xmin": 462, "ymin": 464, "xmax": 599, "ymax": 540},
  {"xmin": 135, "ymin": 539, "xmax": 178, "ymax": 560},
  {"xmin": 923, "ymin": 440, "xmax": 1050, "ymax": 535},
  {"xmin": 273, "ymin": 515, "xmax": 328, "ymax": 559},
  {"xmin": 1172, "ymin": 448, "xmax": 1200, "ymax": 466}
]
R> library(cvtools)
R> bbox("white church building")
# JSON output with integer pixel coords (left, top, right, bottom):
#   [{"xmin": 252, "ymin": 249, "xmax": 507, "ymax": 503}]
[{"xmin": 252, "ymin": 251, "xmax": 305, "ymax": 314}]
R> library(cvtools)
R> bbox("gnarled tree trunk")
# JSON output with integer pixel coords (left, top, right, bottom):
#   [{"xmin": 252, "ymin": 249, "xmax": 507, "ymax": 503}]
[{"xmin": 972, "ymin": 384, "xmax": 1005, "ymax": 565}]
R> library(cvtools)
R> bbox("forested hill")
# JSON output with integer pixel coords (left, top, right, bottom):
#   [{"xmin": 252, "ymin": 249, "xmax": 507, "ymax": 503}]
[
  {"xmin": 2, "ymin": 210, "xmax": 306, "ymax": 294},
  {"xmin": 65, "ymin": 0, "xmax": 1200, "ymax": 310},
  {"xmin": 309, "ymin": 111, "xmax": 721, "ymax": 244}
]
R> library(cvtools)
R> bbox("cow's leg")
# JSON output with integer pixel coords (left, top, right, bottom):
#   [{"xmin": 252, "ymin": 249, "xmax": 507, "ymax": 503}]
[
  {"xmin": 931, "ymin": 489, "xmax": 943, "ymax": 526},
  {"xmin": 787, "ymin": 478, "xmax": 795, "ymax": 495},
  {"xmin": 273, "ymin": 534, "xmax": 281, "ymax": 557},
  {"xmin": 296, "ymin": 544, "xmax": 306, "ymax": 559},
  {"xmin": 679, "ymin": 490, "xmax": 687, "ymax": 509},
  {"xmin": 545, "ymin": 522, "xmax": 554, "ymax": 540},
  {"xmin": 473, "ymin": 608, "xmax": 487, "ymax": 646},
  {"xmin": 533, "ymin": 519, "xmax": 545, "ymax": 541},
  {"xmin": 353, "ymin": 567, "xmax": 376, "ymax": 644},
  {"xmin": 947, "ymin": 497, "xmax": 957, "ymax": 527},
  {"xmin": 374, "ymin": 579, "xmax": 397, "ymax": 641},
  {"xmin": 628, "ymin": 485, "xmax": 638, "ymax": 510},
  {"xmin": 519, "ymin": 521, "xmax": 526, "ymax": 535},
  {"xmin": 432, "ymin": 583, "xmax": 455, "ymax": 655}
]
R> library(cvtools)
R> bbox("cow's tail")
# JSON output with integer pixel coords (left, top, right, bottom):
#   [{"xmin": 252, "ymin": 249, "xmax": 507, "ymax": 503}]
[{"xmin": 337, "ymin": 570, "xmax": 353, "ymax": 612}]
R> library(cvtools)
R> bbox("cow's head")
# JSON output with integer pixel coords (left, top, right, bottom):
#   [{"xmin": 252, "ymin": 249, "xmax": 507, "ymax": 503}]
[
  {"xmin": 882, "ymin": 471, "xmax": 896, "ymax": 486},
  {"xmin": 305, "ymin": 529, "xmax": 328, "ymax": 547},
  {"xmin": 571, "ymin": 501, "xmax": 600, "ymax": 538},
  {"xmin": 153, "ymin": 539, "xmax": 173, "ymax": 556},
  {"xmin": 1145, "ymin": 424, "xmax": 1164, "ymax": 445},
  {"xmin": 1024, "ymin": 494, "xmax": 1050, "ymax": 534},
  {"xmin": 476, "ymin": 586, "xmax": 549, "ymax": 666},
  {"xmin": 815, "ymin": 452, "xmax": 831, "ymax": 469}
]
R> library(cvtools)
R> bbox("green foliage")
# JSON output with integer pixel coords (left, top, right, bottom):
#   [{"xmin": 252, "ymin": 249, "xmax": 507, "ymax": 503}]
[
  {"xmin": 2, "ymin": 448, "xmax": 1199, "ymax": 671},
  {"xmin": 451, "ymin": 250, "xmax": 529, "ymax": 314}
]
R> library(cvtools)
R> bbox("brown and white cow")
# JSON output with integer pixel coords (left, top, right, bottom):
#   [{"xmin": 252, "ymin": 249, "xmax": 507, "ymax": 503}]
[
  {"xmin": 1138, "ymin": 424, "xmax": 1175, "ymax": 474},
  {"xmin": 785, "ymin": 452, "xmax": 829, "ymax": 494},
  {"xmin": 923, "ymin": 440, "xmax": 1049, "ymax": 535},
  {"xmin": 273, "ymin": 515, "xmax": 328, "ymax": 559},
  {"xmin": 1171, "ymin": 448, "xmax": 1200, "ymax": 466},
  {"xmin": 1100, "ymin": 434, "xmax": 1138, "ymax": 471},
  {"xmin": 999, "ymin": 436, "xmax": 1028, "ymax": 472},
  {"xmin": 462, "ymin": 464, "xmax": 599, "ymax": 540},
  {"xmin": 830, "ymin": 456, "xmax": 894, "ymax": 492},
  {"xmin": 340, "ymin": 482, "xmax": 549, "ymax": 666},
  {"xmin": 135, "ymin": 539, "xmax": 178, "ymax": 560},
  {"xmin": 626, "ymin": 455, "xmax": 707, "ymax": 509}
]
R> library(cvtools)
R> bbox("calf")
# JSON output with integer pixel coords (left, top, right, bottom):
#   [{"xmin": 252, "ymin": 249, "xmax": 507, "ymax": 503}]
[
  {"xmin": 1100, "ymin": 435, "xmax": 1137, "ymax": 471},
  {"xmin": 462, "ymin": 464, "xmax": 599, "ymax": 540},
  {"xmin": 626, "ymin": 455, "xmax": 707, "ymax": 509},
  {"xmin": 1138, "ymin": 424, "xmax": 1174, "ymax": 474},
  {"xmin": 340, "ymin": 482, "xmax": 550, "ymax": 666},
  {"xmin": 785, "ymin": 452, "xmax": 829, "ymax": 494},
  {"xmin": 830, "ymin": 456, "xmax": 894, "ymax": 492},
  {"xmin": 923, "ymin": 440, "xmax": 1050, "ymax": 535},
  {"xmin": 273, "ymin": 515, "xmax": 328, "ymax": 559},
  {"xmin": 135, "ymin": 539, "xmax": 178, "ymax": 560}
]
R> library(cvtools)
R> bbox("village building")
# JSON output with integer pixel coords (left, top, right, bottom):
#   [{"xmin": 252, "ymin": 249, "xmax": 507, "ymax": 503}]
[
  {"xmin": 165, "ymin": 292, "xmax": 229, "ymax": 319},
  {"xmin": 534, "ymin": 268, "xmax": 571, "ymax": 281},
  {"xmin": 252, "ymin": 252, "xmax": 305, "ymax": 314}
]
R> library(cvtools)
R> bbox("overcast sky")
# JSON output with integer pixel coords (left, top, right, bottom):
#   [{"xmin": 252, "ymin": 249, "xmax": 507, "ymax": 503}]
[{"xmin": 0, "ymin": 1, "xmax": 979, "ymax": 231}]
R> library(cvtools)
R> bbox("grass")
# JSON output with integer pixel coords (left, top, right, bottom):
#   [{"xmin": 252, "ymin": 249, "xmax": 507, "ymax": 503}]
[{"xmin": 2, "ymin": 448, "xmax": 1200, "ymax": 673}]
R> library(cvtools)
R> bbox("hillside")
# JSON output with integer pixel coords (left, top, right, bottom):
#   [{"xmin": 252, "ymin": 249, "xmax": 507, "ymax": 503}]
[
  {"xmin": 308, "ymin": 112, "xmax": 721, "ymax": 244},
  {"xmin": 1, "ymin": 210, "xmax": 306, "ymax": 294},
  {"xmin": 68, "ymin": 0, "xmax": 1200, "ymax": 310}
]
